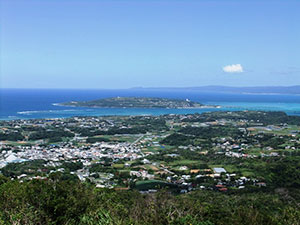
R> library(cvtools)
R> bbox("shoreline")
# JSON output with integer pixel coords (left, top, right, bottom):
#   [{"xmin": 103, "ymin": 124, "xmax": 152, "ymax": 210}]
[
  {"xmin": 56, "ymin": 103, "xmax": 221, "ymax": 109},
  {"xmin": 2, "ymin": 108, "xmax": 300, "ymax": 122}
]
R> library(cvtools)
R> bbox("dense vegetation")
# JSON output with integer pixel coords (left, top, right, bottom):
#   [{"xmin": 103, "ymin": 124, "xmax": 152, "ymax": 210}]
[
  {"xmin": 0, "ymin": 155, "xmax": 299, "ymax": 224},
  {"xmin": 0, "ymin": 176, "xmax": 299, "ymax": 225},
  {"xmin": 189, "ymin": 111, "xmax": 300, "ymax": 126},
  {"xmin": 61, "ymin": 97, "xmax": 204, "ymax": 108},
  {"xmin": 179, "ymin": 126, "xmax": 242, "ymax": 138},
  {"xmin": 68, "ymin": 117, "xmax": 168, "ymax": 137},
  {"xmin": 28, "ymin": 129, "xmax": 74, "ymax": 141},
  {"xmin": 160, "ymin": 126, "xmax": 241, "ymax": 146},
  {"xmin": 1, "ymin": 160, "xmax": 49, "ymax": 178},
  {"xmin": 0, "ymin": 131, "xmax": 24, "ymax": 141}
]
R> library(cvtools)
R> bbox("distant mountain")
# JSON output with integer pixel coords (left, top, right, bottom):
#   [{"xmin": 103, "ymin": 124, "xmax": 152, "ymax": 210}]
[{"xmin": 131, "ymin": 86, "xmax": 300, "ymax": 95}]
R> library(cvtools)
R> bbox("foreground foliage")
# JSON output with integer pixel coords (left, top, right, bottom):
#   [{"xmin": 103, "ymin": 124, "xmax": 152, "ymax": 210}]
[{"xmin": 0, "ymin": 176, "xmax": 299, "ymax": 225}]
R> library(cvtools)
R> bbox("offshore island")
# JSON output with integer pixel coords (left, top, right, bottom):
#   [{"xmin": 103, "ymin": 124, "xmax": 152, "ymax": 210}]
[{"xmin": 59, "ymin": 97, "xmax": 219, "ymax": 108}]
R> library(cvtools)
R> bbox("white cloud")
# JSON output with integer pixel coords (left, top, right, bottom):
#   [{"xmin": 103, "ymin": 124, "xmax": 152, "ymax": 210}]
[{"xmin": 223, "ymin": 64, "xmax": 244, "ymax": 73}]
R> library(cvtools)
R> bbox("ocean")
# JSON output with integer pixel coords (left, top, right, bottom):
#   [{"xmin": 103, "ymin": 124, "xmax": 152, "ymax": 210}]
[{"xmin": 1, "ymin": 88, "xmax": 300, "ymax": 120}]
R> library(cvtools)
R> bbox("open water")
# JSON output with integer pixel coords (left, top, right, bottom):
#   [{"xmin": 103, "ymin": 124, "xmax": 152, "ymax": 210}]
[{"xmin": 1, "ymin": 88, "xmax": 300, "ymax": 120}]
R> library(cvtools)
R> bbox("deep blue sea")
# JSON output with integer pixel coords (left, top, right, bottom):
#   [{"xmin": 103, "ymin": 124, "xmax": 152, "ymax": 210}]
[{"xmin": 1, "ymin": 88, "xmax": 300, "ymax": 120}]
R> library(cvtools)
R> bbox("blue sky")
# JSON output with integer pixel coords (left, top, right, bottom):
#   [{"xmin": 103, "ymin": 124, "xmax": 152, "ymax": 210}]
[{"xmin": 1, "ymin": 0, "xmax": 299, "ymax": 89}]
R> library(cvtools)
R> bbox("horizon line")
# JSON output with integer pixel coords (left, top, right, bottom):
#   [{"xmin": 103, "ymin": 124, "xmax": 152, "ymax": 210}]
[{"xmin": 1, "ymin": 85, "xmax": 300, "ymax": 90}]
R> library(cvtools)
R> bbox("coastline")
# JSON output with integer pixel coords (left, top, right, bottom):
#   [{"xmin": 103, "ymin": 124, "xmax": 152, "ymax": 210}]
[
  {"xmin": 55, "ymin": 103, "xmax": 221, "ymax": 109},
  {"xmin": 2, "ymin": 89, "xmax": 300, "ymax": 121}
]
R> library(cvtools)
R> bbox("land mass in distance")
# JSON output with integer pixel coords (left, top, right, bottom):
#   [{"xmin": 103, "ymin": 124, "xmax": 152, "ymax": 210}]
[
  {"xmin": 59, "ymin": 97, "xmax": 218, "ymax": 109},
  {"xmin": 131, "ymin": 85, "xmax": 300, "ymax": 95}
]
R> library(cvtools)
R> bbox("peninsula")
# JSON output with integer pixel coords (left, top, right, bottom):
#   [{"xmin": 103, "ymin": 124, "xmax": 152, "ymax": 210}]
[{"xmin": 59, "ymin": 97, "xmax": 217, "ymax": 108}]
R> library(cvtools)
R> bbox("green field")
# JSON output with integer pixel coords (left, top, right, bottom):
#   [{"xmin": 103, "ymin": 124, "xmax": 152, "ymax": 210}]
[
  {"xmin": 112, "ymin": 164, "xmax": 125, "ymax": 169},
  {"xmin": 135, "ymin": 179, "xmax": 176, "ymax": 190},
  {"xmin": 96, "ymin": 134, "xmax": 139, "ymax": 143},
  {"xmin": 170, "ymin": 160, "xmax": 202, "ymax": 166}
]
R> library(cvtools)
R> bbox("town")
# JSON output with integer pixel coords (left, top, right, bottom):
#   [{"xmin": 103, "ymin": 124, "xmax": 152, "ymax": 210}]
[{"xmin": 1, "ymin": 111, "xmax": 300, "ymax": 193}]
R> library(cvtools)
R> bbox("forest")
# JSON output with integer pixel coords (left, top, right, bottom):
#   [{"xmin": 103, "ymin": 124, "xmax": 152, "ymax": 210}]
[{"xmin": 0, "ymin": 175, "xmax": 299, "ymax": 225}]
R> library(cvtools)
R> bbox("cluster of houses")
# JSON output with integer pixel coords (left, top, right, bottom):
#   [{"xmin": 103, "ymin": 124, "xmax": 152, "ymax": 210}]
[
  {"xmin": 1, "ymin": 113, "xmax": 299, "ymax": 192},
  {"xmin": 0, "ymin": 141, "xmax": 145, "ymax": 169}
]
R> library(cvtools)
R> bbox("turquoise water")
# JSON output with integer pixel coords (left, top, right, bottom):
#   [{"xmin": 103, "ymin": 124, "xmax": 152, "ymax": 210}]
[
  {"xmin": 1, "ymin": 89, "xmax": 300, "ymax": 120},
  {"xmin": 206, "ymin": 102, "xmax": 300, "ymax": 113}
]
